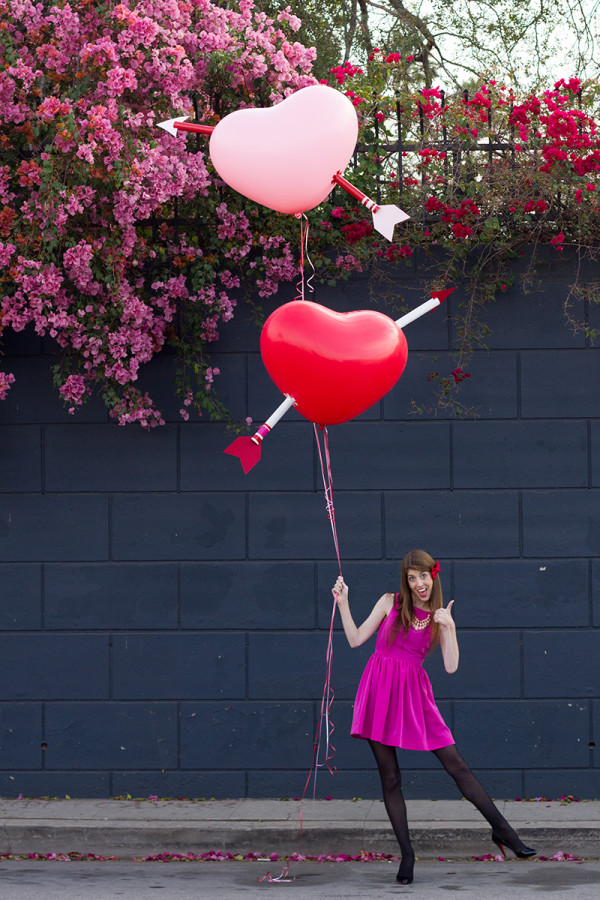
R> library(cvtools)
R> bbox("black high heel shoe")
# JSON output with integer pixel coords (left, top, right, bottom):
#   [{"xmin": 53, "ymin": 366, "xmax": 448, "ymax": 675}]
[
  {"xmin": 492, "ymin": 833, "xmax": 537, "ymax": 859},
  {"xmin": 396, "ymin": 853, "xmax": 415, "ymax": 884}
]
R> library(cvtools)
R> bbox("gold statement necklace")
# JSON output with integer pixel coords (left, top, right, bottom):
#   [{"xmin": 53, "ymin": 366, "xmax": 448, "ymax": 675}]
[{"xmin": 411, "ymin": 607, "xmax": 432, "ymax": 630}]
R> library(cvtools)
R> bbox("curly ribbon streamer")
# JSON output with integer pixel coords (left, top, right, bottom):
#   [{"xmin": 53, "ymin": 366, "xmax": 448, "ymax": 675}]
[
  {"xmin": 294, "ymin": 214, "xmax": 316, "ymax": 302},
  {"xmin": 297, "ymin": 228, "xmax": 336, "ymax": 803},
  {"xmin": 258, "ymin": 245, "xmax": 335, "ymax": 882},
  {"xmin": 298, "ymin": 427, "xmax": 341, "ymax": 829},
  {"xmin": 257, "ymin": 428, "xmax": 341, "ymax": 879},
  {"xmin": 257, "ymin": 862, "xmax": 295, "ymax": 883},
  {"xmin": 312, "ymin": 425, "xmax": 340, "ymax": 779}
]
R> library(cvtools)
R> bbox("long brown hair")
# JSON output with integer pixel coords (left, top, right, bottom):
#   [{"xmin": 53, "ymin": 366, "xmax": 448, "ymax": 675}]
[{"xmin": 387, "ymin": 549, "xmax": 443, "ymax": 652}]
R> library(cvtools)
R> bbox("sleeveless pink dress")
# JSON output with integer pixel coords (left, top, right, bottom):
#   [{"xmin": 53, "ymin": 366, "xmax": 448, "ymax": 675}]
[{"xmin": 351, "ymin": 601, "xmax": 454, "ymax": 751}]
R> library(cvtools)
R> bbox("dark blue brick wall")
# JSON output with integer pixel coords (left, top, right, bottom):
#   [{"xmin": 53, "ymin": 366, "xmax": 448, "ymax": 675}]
[
  {"xmin": 179, "ymin": 562, "xmax": 315, "ymax": 629},
  {"xmin": 0, "ymin": 255, "xmax": 598, "ymax": 800},
  {"xmin": 44, "ymin": 563, "xmax": 179, "ymax": 630},
  {"xmin": 112, "ymin": 633, "xmax": 247, "ymax": 699},
  {"xmin": 0, "ymin": 564, "xmax": 41, "ymax": 629},
  {"xmin": 0, "ymin": 635, "xmax": 109, "ymax": 699},
  {"xmin": 453, "ymin": 701, "xmax": 590, "ymax": 769},
  {"xmin": 44, "ymin": 703, "xmax": 178, "ymax": 769},
  {"xmin": 0, "ymin": 495, "xmax": 109, "ymax": 561},
  {"xmin": 111, "ymin": 494, "xmax": 246, "ymax": 560}
]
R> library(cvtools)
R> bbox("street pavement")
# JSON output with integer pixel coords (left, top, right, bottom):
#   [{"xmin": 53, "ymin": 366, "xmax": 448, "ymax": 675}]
[
  {"xmin": 1, "ymin": 858, "xmax": 600, "ymax": 899},
  {"xmin": 1, "ymin": 797, "xmax": 599, "ymax": 898}
]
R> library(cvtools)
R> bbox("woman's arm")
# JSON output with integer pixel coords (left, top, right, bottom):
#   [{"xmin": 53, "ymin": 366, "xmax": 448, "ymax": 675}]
[
  {"xmin": 434, "ymin": 600, "xmax": 459, "ymax": 673},
  {"xmin": 332, "ymin": 576, "xmax": 392, "ymax": 648}
]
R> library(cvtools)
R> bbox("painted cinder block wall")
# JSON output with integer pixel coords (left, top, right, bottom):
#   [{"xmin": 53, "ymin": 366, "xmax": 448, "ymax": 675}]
[{"xmin": 0, "ymin": 250, "xmax": 598, "ymax": 800}]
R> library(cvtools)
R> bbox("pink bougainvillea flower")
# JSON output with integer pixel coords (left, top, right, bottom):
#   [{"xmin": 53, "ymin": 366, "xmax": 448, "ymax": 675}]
[{"xmin": 0, "ymin": 0, "xmax": 318, "ymax": 425}]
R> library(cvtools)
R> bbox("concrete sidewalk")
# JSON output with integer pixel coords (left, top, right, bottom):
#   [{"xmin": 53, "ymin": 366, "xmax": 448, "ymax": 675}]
[{"xmin": 1, "ymin": 798, "xmax": 599, "ymax": 859}]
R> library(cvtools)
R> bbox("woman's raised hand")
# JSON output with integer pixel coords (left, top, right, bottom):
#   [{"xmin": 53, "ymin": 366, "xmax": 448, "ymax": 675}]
[
  {"xmin": 332, "ymin": 575, "xmax": 349, "ymax": 606},
  {"xmin": 433, "ymin": 599, "xmax": 455, "ymax": 628}
]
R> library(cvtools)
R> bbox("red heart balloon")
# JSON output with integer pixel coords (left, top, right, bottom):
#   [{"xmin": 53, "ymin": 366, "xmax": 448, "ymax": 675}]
[{"xmin": 260, "ymin": 301, "xmax": 408, "ymax": 425}]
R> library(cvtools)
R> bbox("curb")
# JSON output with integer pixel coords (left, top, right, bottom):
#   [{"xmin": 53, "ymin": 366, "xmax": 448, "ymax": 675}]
[
  {"xmin": 2, "ymin": 798, "xmax": 599, "ymax": 859},
  {"xmin": 2, "ymin": 823, "xmax": 599, "ymax": 859}
]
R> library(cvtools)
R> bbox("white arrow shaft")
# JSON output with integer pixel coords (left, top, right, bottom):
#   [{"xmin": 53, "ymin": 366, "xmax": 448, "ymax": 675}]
[
  {"xmin": 265, "ymin": 394, "xmax": 296, "ymax": 429},
  {"xmin": 395, "ymin": 297, "xmax": 440, "ymax": 329}
]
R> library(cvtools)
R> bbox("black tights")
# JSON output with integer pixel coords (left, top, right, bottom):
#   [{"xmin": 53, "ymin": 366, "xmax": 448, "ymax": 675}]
[{"xmin": 368, "ymin": 740, "xmax": 526, "ymax": 861}]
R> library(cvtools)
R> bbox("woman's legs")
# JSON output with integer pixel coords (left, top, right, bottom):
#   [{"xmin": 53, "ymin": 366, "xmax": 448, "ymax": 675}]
[
  {"xmin": 432, "ymin": 744, "xmax": 533, "ymax": 852},
  {"xmin": 368, "ymin": 739, "xmax": 415, "ymax": 882}
]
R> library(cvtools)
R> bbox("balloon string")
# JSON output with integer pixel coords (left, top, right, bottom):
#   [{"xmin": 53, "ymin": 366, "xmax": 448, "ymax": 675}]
[
  {"xmin": 294, "ymin": 214, "xmax": 306, "ymax": 301},
  {"xmin": 316, "ymin": 426, "xmax": 340, "ymax": 783},
  {"xmin": 299, "ymin": 426, "xmax": 341, "ymax": 834},
  {"xmin": 304, "ymin": 216, "xmax": 316, "ymax": 298},
  {"xmin": 294, "ymin": 214, "xmax": 315, "ymax": 302},
  {"xmin": 259, "ymin": 224, "xmax": 320, "ymax": 878},
  {"xmin": 257, "ymin": 862, "xmax": 295, "ymax": 883},
  {"xmin": 317, "ymin": 426, "xmax": 341, "ymax": 564}
]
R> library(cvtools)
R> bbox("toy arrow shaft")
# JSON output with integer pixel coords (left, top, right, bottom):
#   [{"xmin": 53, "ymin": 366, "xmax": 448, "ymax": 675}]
[
  {"xmin": 173, "ymin": 121, "xmax": 214, "ymax": 136},
  {"xmin": 395, "ymin": 289, "xmax": 455, "ymax": 329},
  {"xmin": 395, "ymin": 297, "xmax": 440, "ymax": 328},
  {"xmin": 253, "ymin": 394, "xmax": 296, "ymax": 444},
  {"xmin": 223, "ymin": 395, "xmax": 296, "ymax": 473},
  {"xmin": 332, "ymin": 172, "xmax": 379, "ymax": 212}
]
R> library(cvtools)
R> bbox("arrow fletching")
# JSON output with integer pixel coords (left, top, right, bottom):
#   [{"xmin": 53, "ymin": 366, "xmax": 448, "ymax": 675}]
[{"xmin": 371, "ymin": 204, "xmax": 410, "ymax": 241}]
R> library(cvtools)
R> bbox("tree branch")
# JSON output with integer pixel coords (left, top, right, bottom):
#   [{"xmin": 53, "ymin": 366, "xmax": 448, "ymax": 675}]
[
  {"xmin": 358, "ymin": 0, "xmax": 374, "ymax": 54},
  {"xmin": 341, "ymin": 0, "xmax": 359, "ymax": 60}
]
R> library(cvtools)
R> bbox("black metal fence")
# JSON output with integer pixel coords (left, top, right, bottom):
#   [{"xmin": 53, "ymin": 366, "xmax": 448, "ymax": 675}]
[{"xmin": 357, "ymin": 87, "xmax": 584, "ymax": 209}]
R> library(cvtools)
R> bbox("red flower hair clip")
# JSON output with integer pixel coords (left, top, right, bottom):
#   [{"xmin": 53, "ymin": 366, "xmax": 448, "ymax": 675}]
[{"xmin": 431, "ymin": 560, "xmax": 441, "ymax": 579}]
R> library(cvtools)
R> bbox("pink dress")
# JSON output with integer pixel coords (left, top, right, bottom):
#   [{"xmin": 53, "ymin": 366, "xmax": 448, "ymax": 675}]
[{"xmin": 351, "ymin": 601, "xmax": 454, "ymax": 751}]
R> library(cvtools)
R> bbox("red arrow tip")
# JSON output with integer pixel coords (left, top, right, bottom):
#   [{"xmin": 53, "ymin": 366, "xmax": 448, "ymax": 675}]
[{"xmin": 430, "ymin": 288, "xmax": 456, "ymax": 304}]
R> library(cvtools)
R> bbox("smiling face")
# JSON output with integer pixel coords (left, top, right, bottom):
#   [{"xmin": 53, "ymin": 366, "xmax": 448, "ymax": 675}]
[{"xmin": 406, "ymin": 567, "xmax": 434, "ymax": 607}]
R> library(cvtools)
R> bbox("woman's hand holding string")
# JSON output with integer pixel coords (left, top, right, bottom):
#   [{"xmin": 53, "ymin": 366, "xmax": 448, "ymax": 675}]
[
  {"xmin": 332, "ymin": 575, "xmax": 349, "ymax": 608},
  {"xmin": 332, "ymin": 579, "xmax": 391, "ymax": 648}
]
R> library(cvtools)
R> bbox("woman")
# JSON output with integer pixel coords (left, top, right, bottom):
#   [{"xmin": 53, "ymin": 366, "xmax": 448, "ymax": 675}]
[{"xmin": 333, "ymin": 549, "xmax": 536, "ymax": 885}]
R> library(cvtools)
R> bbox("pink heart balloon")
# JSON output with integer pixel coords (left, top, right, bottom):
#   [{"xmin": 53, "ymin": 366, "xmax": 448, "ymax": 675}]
[
  {"xmin": 260, "ymin": 301, "xmax": 408, "ymax": 425},
  {"xmin": 209, "ymin": 85, "xmax": 358, "ymax": 214}
]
